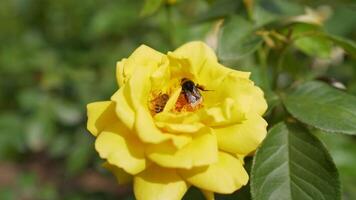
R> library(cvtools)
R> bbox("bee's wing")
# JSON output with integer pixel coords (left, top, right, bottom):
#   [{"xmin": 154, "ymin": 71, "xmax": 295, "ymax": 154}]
[
  {"xmin": 184, "ymin": 91, "xmax": 197, "ymax": 103},
  {"xmin": 191, "ymin": 87, "xmax": 202, "ymax": 99},
  {"xmin": 185, "ymin": 88, "xmax": 202, "ymax": 104}
]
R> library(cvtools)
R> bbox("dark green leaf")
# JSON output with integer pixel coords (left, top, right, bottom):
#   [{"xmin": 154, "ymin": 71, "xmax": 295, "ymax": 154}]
[
  {"xmin": 251, "ymin": 122, "xmax": 341, "ymax": 200},
  {"xmin": 317, "ymin": 130, "xmax": 356, "ymax": 199},
  {"xmin": 253, "ymin": 5, "xmax": 279, "ymax": 27},
  {"xmin": 194, "ymin": 0, "xmax": 241, "ymax": 23},
  {"xmin": 257, "ymin": 0, "xmax": 304, "ymax": 16},
  {"xmin": 218, "ymin": 16, "xmax": 263, "ymax": 62},
  {"xmin": 283, "ymin": 81, "xmax": 356, "ymax": 135},
  {"xmin": 324, "ymin": 6, "xmax": 356, "ymax": 37},
  {"xmin": 292, "ymin": 23, "xmax": 332, "ymax": 58},
  {"xmin": 323, "ymin": 34, "xmax": 356, "ymax": 59}
]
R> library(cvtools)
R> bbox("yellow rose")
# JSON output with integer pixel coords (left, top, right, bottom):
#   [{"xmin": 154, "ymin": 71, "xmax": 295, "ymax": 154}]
[{"xmin": 87, "ymin": 41, "xmax": 267, "ymax": 200}]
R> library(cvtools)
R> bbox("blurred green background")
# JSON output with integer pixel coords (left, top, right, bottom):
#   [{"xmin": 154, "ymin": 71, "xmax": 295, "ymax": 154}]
[{"xmin": 0, "ymin": 0, "xmax": 355, "ymax": 199}]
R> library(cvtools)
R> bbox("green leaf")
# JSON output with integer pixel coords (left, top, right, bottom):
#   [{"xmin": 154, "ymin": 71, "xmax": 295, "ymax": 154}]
[
  {"xmin": 318, "ymin": 132, "xmax": 356, "ymax": 178},
  {"xmin": 324, "ymin": 6, "xmax": 356, "ymax": 37},
  {"xmin": 323, "ymin": 34, "xmax": 356, "ymax": 59},
  {"xmin": 257, "ymin": 0, "xmax": 304, "ymax": 16},
  {"xmin": 253, "ymin": 5, "xmax": 279, "ymax": 27},
  {"xmin": 218, "ymin": 15, "xmax": 263, "ymax": 62},
  {"xmin": 194, "ymin": 0, "xmax": 241, "ymax": 23},
  {"xmin": 251, "ymin": 122, "xmax": 341, "ymax": 200},
  {"xmin": 140, "ymin": 0, "xmax": 163, "ymax": 17},
  {"xmin": 283, "ymin": 81, "xmax": 356, "ymax": 135},
  {"xmin": 292, "ymin": 23, "xmax": 333, "ymax": 59}
]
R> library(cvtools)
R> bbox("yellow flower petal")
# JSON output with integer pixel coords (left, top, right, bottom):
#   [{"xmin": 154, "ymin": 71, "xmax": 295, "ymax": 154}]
[
  {"xmin": 236, "ymin": 154, "xmax": 246, "ymax": 165},
  {"xmin": 134, "ymin": 165, "xmax": 188, "ymax": 200},
  {"xmin": 215, "ymin": 114, "xmax": 267, "ymax": 155},
  {"xmin": 198, "ymin": 98, "xmax": 245, "ymax": 126},
  {"xmin": 154, "ymin": 111, "xmax": 200, "ymax": 124},
  {"xmin": 154, "ymin": 98, "xmax": 245, "ymax": 128},
  {"xmin": 86, "ymin": 101, "xmax": 117, "ymax": 136},
  {"xmin": 202, "ymin": 190, "xmax": 215, "ymax": 200},
  {"xmin": 165, "ymin": 133, "xmax": 193, "ymax": 149},
  {"xmin": 169, "ymin": 41, "xmax": 250, "ymax": 90},
  {"xmin": 95, "ymin": 122, "xmax": 146, "ymax": 175},
  {"xmin": 116, "ymin": 45, "xmax": 164, "ymax": 87},
  {"xmin": 146, "ymin": 128, "xmax": 218, "ymax": 169},
  {"xmin": 131, "ymin": 87, "xmax": 195, "ymax": 145},
  {"xmin": 126, "ymin": 66, "xmax": 152, "ymax": 108},
  {"xmin": 116, "ymin": 58, "xmax": 127, "ymax": 87},
  {"xmin": 162, "ymin": 86, "xmax": 182, "ymax": 112},
  {"xmin": 111, "ymin": 87, "xmax": 135, "ymax": 130},
  {"xmin": 150, "ymin": 58, "xmax": 172, "ymax": 93},
  {"xmin": 155, "ymin": 121, "xmax": 205, "ymax": 134},
  {"xmin": 102, "ymin": 162, "xmax": 133, "ymax": 184},
  {"xmin": 118, "ymin": 64, "xmax": 172, "ymax": 144},
  {"xmin": 171, "ymin": 41, "xmax": 217, "ymax": 73},
  {"xmin": 179, "ymin": 152, "xmax": 248, "ymax": 194},
  {"xmin": 135, "ymin": 106, "xmax": 171, "ymax": 143},
  {"xmin": 204, "ymin": 74, "xmax": 267, "ymax": 115},
  {"xmin": 233, "ymin": 83, "xmax": 267, "ymax": 116}
]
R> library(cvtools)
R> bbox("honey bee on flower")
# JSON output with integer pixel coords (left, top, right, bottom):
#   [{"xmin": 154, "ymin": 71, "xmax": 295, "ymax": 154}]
[
  {"xmin": 174, "ymin": 78, "xmax": 207, "ymax": 112},
  {"xmin": 87, "ymin": 41, "xmax": 267, "ymax": 200},
  {"xmin": 150, "ymin": 93, "xmax": 170, "ymax": 114}
]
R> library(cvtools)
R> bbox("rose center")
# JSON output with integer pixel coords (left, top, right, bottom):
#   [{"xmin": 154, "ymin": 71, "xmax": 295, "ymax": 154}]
[{"xmin": 148, "ymin": 78, "xmax": 205, "ymax": 115}]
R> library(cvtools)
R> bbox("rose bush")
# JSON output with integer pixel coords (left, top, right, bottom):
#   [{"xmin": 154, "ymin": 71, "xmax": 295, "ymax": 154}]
[{"xmin": 87, "ymin": 41, "xmax": 267, "ymax": 200}]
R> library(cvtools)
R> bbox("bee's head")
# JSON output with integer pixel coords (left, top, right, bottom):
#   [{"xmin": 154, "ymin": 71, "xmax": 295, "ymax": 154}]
[
  {"xmin": 181, "ymin": 78, "xmax": 189, "ymax": 84},
  {"xmin": 181, "ymin": 78, "xmax": 195, "ymax": 91}
]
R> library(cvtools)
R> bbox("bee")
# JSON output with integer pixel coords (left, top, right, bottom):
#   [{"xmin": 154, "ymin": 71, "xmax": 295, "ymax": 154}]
[
  {"xmin": 175, "ymin": 78, "xmax": 208, "ymax": 112},
  {"xmin": 150, "ymin": 93, "xmax": 170, "ymax": 114}
]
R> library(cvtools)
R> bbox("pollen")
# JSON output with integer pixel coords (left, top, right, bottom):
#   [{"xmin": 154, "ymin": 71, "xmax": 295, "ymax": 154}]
[{"xmin": 173, "ymin": 91, "xmax": 203, "ymax": 112}]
